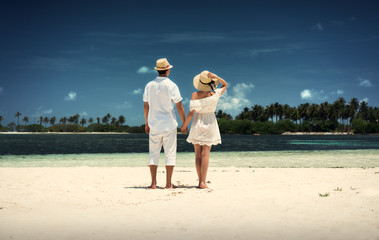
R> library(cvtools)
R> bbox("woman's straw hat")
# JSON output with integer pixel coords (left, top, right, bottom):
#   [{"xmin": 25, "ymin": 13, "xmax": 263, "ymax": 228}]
[
  {"xmin": 154, "ymin": 58, "xmax": 173, "ymax": 70},
  {"xmin": 193, "ymin": 70, "xmax": 219, "ymax": 91}
]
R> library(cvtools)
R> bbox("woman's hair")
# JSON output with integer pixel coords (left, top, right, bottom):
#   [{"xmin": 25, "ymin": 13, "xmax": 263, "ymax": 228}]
[{"xmin": 157, "ymin": 70, "xmax": 168, "ymax": 75}]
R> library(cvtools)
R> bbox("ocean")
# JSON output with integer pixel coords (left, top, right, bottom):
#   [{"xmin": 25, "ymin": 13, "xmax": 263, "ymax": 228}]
[{"xmin": 1, "ymin": 133, "xmax": 379, "ymax": 168}]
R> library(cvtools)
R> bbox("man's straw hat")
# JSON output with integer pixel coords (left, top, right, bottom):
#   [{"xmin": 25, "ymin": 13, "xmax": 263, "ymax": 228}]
[
  {"xmin": 193, "ymin": 70, "xmax": 219, "ymax": 91},
  {"xmin": 154, "ymin": 58, "xmax": 173, "ymax": 71}
]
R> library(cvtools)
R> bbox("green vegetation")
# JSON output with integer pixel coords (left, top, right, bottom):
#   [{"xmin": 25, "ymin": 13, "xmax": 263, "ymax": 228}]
[
  {"xmin": 0, "ymin": 113, "xmax": 146, "ymax": 133},
  {"xmin": 1, "ymin": 97, "xmax": 378, "ymax": 134},
  {"xmin": 216, "ymin": 97, "xmax": 379, "ymax": 134}
]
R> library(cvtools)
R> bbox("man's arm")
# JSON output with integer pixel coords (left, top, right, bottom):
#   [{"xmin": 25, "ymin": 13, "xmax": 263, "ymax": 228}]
[
  {"xmin": 144, "ymin": 102, "xmax": 150, "ymax": 134},
  {"xmin": 176, "ymin": 101, "xmax": 186, "ymax": 126}
]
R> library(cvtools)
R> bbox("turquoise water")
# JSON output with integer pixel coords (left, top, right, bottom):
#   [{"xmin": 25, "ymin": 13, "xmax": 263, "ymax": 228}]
[
  {"xmin": 1, "ymin": 134, "xmax": 379, "ymax": 155},
  {"xmin": 289, "ymin": 139, "xmax": 379, "ymax": 146},
  {"xmin": 1, "ymin": 150, "xmax": 378, "ymax": 168}
]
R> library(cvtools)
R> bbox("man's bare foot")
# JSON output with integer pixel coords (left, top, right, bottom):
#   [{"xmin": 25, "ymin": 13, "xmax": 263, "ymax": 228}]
[
  {"xmin": 148, "ymin": 182, "xmax": 157, "ymax": 189},
  {"xmin": 165, "ymin": 183, "xmax": 177, "ymax": 189}
]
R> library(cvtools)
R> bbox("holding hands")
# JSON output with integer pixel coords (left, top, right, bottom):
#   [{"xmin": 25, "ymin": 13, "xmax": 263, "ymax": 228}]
[{"xmin": 181, "ymin": 126, "xmax": 188, "ymax": 134}]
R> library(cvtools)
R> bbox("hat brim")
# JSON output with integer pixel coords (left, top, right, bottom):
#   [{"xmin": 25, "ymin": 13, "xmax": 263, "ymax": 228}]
[
  {"xmin": 154, "ymin": 65, "xmax": 173, "ymax": 70},
  {"xmin": 193, "ymin": 74, "xmax": 219, "ymax": 91}
]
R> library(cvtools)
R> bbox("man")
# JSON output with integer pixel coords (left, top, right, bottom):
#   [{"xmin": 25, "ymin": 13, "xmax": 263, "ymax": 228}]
[{"xmin": 143, "ymin": 58, "xmax": 186, "ymax": 189}]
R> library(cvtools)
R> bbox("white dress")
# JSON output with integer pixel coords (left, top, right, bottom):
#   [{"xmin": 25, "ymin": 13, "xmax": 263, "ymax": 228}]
[{"xmin": 186, "ymin": 88, "xmax": 223, "ymax": 146}]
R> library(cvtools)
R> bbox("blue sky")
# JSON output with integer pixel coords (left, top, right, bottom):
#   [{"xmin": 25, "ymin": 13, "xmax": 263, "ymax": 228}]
[{"xmin": 1, "ymin": 0, "xmax": 378, "ymax": 126}]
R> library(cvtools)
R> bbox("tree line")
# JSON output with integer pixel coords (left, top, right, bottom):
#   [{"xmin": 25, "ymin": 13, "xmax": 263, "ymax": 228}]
[
  {"xmin": 215, "ymin": 97, "xmax": 379, "ymax": 134},
  {"xmin": 0, "ymin": 113, "xmax": 144, "ymax": 133},
  {"xmin": 1, "ymin": 97, "xmax": 378, "ymax": 134}
]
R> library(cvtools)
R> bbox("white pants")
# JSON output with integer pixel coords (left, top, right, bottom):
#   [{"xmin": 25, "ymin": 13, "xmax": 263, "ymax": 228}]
[{"xmin": 148, "ymin": 128, "xmax": 177, "ymax": 166}]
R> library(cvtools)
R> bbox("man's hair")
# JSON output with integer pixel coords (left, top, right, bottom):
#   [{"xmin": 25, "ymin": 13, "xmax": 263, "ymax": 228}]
[{"xmin": 157, "ymin": 70, "xmax": 168, "ymax": 75}]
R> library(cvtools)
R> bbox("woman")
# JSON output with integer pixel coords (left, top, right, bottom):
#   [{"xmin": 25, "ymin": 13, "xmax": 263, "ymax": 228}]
[{"xmin": 181, "ymin": 71, "xmax": 228, "ymax": 188}]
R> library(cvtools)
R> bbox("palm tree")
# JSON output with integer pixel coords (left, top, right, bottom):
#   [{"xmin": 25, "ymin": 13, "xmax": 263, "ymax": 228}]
[
  {"xmin": 111, "ymin": 117, "xmax": 118, "ymax": 126},
  {"xmin": 290, "ymin": 108, "xmax": 300, "ymax": 124},
  {"xmin": 357, "ymin": 101, "xmax": 369, "ymax": 120},
  {"xmin": 15, "ymin": 112, "xmax": 22, "ymax": 125},
  {"xmin": 0, "ymin": 116, "xmax": 3, "ymax": 126},
  {"xmin": 216, "ymin": 110, "xmax": 233, "ymax": 120},
  {"xmin": 266, "ymin": 104, "xmax": 275, "ymax": 122},
  {"xmin": 330, "ymin": 97, "xmax": 346, "ymax": 123},
  {"xmin": 118, "ymin": 115, "xmax": 126, "ymax": 125},
  {"xmin": 307, "ymin": 104, "xmax": 319, "ymax": 123},
  {"xmin": 348, "ymin": 98, "xmax": 359, "ymax": 123},
  {"xmin": 319, "ymin": 102, "xmax": 329, "ymax": 121},
  {"xmin": 251, "ymin": 104, "xmax": 265, "ymax": 122},
  {"xmin": 102, "ymin": 116, "xmax": 109, "ymax": 124},
  {"xmin": 74, "ymin": 114, "xmax": 80, "ymax": 124},
  {"xmin": 80, "ymin": 118, "xmax": 87, "ymax": 126},
  {"xmin": 68, "ymin": 115, "xmax": 75, "ymax": 124},
  {"xmin": 298, "ymin": 103, "xmax": 310, "ymax": 123},
  {"xmin": 96, "ymin": 117, "xmax": 101, "ymax": 124},
  {"xmin": 102, "ymin": 114, "xmax": 111, "ymax": 124},
  {"xmin": 50, "ymin": 116, "xmax": 56, "ymax": 126},
  {"xmin": 39, "ymin": 116, "xmax": 44, "ymax": 125},
  {"xmin": 273, "ymin": 102, "xmax": 282, "ymax": 122},
  {"xmin": 43, "ymin": 117, "xmax": 49, "ymax": 127},
  {"xmin": 282, "ymin": 104, "xmax": 291, "ymax": 120},
  {"xmin": 88, "ymin": 117, "xmax": 94, "ymax": 125},
  {"xmin": 60, "ymin": 117, "xmax": 67, "ymax": 125},
  {"xmin": 23, "ymin": 116, "xmax": 29, "ymax": 125}
]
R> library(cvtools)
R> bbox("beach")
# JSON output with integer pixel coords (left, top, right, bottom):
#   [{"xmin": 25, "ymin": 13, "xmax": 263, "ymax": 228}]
[{"xmin": 1, "ymin": 166, "xmax": 378, "ymax": 240}]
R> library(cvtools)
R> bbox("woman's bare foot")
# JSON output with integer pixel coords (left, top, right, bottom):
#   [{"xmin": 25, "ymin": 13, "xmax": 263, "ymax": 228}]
[
  {"xmin": 198, "ymin": 182, "xmax": 208, "ymax": 189},
  {"xmin": 165, "ymin": 183, "xmax": 177, "ymax": 189}
]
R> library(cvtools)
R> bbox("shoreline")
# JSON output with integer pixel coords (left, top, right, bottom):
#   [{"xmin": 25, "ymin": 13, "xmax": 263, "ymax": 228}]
[
  {"xmin": 282, "ymin": 131, "xmax": 354, "ymax": 135},
  {"xmin": 1, "ymin": 150, "xmax": 378, "ymax": 168},
  {"xmin": 1, "ymin": 167, "xmax": 378, "ymax": 240},
  {"xmin": 0, "ymin": 131, "xmax": 130, "ymax": 134},
  {"xmin": 0, "ymin": 131, "xmax": 356, "ymax": 135}
]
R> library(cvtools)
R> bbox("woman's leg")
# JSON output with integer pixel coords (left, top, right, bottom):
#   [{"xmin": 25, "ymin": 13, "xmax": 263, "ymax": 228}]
[
  {"xmin": 199, "ymin": 145, "xmax": 211, "ymax": 188},
  {"xmin": 194, "ymin": 144, "xmax": 202, "ymax": 186}
]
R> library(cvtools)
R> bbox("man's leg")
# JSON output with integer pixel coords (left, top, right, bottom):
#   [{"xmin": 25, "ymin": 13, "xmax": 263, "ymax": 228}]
[
  {"xmin": 148, "ymin": 131, "xmax": 163, "ymax": 189},
  {"xmin": 165, "ymin": 165, "xmax": 175, "ymax": 189},
  {"xmin": 163, "ymin": 129, "xmax": 177, "ymax": 189},
  {"xmin": 149, "ymin": 165, "xmax": 158, "ymax": 189}
]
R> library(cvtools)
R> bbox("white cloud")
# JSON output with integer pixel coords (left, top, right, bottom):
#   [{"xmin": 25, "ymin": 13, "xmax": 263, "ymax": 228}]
[
  {"xmin": 133, "ymin": 88, "xmax": 143, "ymax": 94},
  {"xmin": 358, "ymin": 78, "xmax": 373, "ymax": 87},
  {"xmin": 248, "ymin": 45, "xmax": 303, "ymax": 57},
  {"xmin": 311, "ymin": 23, "xmax": 324, "ymax": 31},
  {"xmin": 64, "ymin": 91, "xmax": 77, "ymax": 101},
  {"xmin": 300, "ymin": 89, "xmax": 328, "ymax": 101},
  {"xmin": 137, "ymin": 66, "xmax": 155, "ymax": 74},
  {"xmin": 360, "ymin": 98, "xmax": 369, "ymax": 103},
  {"xmin": 80, "ymin": 112, "xmax": 88, "ymax": 116},
  {"xmin": 331, "ymin": 89, "xmax": 344, "ymax": 95},
  {"xmin": 116, "ymin": 101, "xmax": 132, "ymax": 109},
  {"xmin": 300, "ymin": 89, "xmax": 312, "ymax": 99},
  {"xmin": 43, "ymin": 109, "xmax": 53, "ymax": 115},
  {"xmin": 32, "ymin": 107, "xmax": 53, "ymax": 117},
  {"xmin": 159, "ymin": 33, "xmax": 227, "ymax": 43},
  {"xmin": 218, "ymin": 83, "xmax": 254, "ymax": 116}
]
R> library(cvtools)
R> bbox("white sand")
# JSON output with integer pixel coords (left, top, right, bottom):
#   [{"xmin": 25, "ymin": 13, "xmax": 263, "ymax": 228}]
[{"xmin": 1, "ymin": 167, "xmax": 378, "ymax": 240}]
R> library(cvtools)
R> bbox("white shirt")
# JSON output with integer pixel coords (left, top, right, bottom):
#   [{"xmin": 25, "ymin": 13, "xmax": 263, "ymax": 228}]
[{"xmin": 143, "ymin": 77, "xmax": 183, "ymax": 132}]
